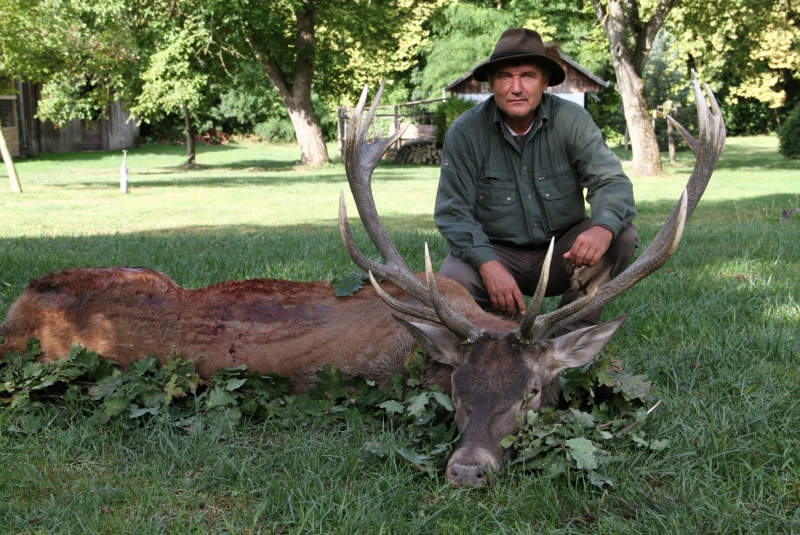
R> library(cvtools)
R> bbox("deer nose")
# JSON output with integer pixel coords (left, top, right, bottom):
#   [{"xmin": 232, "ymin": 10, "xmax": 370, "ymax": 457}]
[{"xmin": 446, "ymin": 463, "xmax": 491, "ymax": 487}]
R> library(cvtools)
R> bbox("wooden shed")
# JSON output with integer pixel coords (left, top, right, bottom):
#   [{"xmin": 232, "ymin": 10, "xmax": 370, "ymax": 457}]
[
  {"xmin": 12, "ymin": 82, "xmax": 139, "ymax": 156},
  {"xmin": 0, "ymin": 95, "xmax": 20, "ymax": 157},
  {"xmin": 445, "ymin": 50, "xmax": 609, "ymax": 108}
]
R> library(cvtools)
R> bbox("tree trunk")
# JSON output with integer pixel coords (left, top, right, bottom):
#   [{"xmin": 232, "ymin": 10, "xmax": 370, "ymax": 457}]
[
  {"xmin": 183, "ymin": 104, "xmax": 196, "ymax": 166},
  {"xmin": 613, "ymin": 56, "xmax": 663, "ymax": 175},
  {"xmin": 591, "ymin": 0, "xmax": 678, "ymax": 176},
  {"xmin": 0, "ymin": 127, "xmax": 22, "ymax": 193},
  {"xmin": 246, "ymin": 1, "xmax": 330, "ymax": 166}
]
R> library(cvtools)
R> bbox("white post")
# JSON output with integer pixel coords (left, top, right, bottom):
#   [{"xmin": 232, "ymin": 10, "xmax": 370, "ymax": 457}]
[{"xmin": 120, "ymin": 150, "xmax": 128, "ymax": 193}]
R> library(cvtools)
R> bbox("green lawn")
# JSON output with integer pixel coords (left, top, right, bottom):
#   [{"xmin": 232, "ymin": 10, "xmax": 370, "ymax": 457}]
[{"xmin": 0, "ymin": 135, "xmax": 799, "ymax": 533}]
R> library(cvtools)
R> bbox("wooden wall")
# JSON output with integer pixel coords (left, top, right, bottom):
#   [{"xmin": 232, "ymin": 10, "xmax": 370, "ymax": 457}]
[
  {"xmin": 13, "ymin": 82, "xmax": 138, "ymax": 155},
  {"xmin": 0, "ymin": 96, "xmax": 20, "ymax": 157}
]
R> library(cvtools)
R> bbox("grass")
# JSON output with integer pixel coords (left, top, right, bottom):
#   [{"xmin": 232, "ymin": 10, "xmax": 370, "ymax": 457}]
[{"xmin": 1, "ymin": 135, "xmax": 799, "ymax": 533}]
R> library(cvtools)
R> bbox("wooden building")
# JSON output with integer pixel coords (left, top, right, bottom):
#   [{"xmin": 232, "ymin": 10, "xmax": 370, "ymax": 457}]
[
  {"xmin": 0, "ymin": 94, "xmax": 20, "ymax": 157},
  {"xmin": 445, "ymin": 50, "xmax": 609, "ymax": 108},
  {"xmin": 4, "ymin": 82, "xmax": 139, "ymax": 157}
]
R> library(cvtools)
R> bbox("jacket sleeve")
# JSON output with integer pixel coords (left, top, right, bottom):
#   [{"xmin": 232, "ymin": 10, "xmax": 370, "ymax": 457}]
[
  {"xmin": 565, "ymin": 107, "xmax": 637, "ymax": 236},
  {"xmin": 434, "ymin": 123, "xmax": 499, "ymax": 268}
]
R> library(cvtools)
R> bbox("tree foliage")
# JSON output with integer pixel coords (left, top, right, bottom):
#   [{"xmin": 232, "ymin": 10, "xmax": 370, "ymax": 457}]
[
  {"xmin": 670, "ymin": 0, "xmax": 800, "ymax": 134},
  {"xmin": 778, "ymin": 102, "xmax": 800, "ymax": 158},
  {"xmin": 29, "ymin": 1, "xmax": 142, "ymax": 125},
  {"xmin": 197, "ymin": 0, "xmax": 440, "ymax": 165},
  {"xmin": 413, "ymin": 1, "xmax": 611, "ymax": 100}
]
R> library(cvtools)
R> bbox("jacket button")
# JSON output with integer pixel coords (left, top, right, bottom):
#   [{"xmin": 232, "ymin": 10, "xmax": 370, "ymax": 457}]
[
  {"xmin": 545, "ymin": 193, "xmax": 550, "ymax": 197},
  {"xmin": 507, "ymin": 196, "xmax": 512, "ymax": 201}
]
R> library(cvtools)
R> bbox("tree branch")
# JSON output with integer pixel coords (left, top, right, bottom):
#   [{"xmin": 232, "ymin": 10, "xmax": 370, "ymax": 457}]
[
  {"xmin": 291, "ymin": 0, "xmax": 316, "ymax": 102},
  {"xmin": 633, "ymin": 0, "xmax": 679, "ymax": 75},
  {"xmin": 244, "ymin": 32, "xmax": 293, "ymax": 104}
]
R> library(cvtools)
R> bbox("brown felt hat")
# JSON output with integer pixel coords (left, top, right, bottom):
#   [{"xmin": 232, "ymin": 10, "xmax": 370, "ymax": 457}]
[{"xmin": 472, "ymin": 28, "xmax": 565, "ymax": 86}]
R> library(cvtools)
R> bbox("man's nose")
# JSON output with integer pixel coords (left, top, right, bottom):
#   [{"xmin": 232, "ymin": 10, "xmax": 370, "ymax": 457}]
[{"xmin": 510, "ymin": 75, "xmax": 524, "ymax": 92}]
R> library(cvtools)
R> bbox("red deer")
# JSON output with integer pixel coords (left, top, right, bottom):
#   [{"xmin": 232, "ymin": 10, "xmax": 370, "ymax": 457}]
[{"xmin": 0, "ymin": 73, "xmax": 725, "ymax": 486}]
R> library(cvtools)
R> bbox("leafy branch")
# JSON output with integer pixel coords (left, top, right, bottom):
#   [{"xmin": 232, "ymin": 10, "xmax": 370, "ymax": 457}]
[{"xmin": 1, "ymin": 339, "xmax": 666, "ymax": 483}]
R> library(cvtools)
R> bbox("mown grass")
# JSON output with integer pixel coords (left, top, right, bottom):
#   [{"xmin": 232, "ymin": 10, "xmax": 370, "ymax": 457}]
[{"xmin": 1, "ymin": 135, "xmax": 799, "ymax": 533}]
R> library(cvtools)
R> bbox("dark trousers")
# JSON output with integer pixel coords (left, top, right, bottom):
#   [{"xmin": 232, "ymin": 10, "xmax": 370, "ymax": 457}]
[{"xmin": 439, "ymin": 218, "xmax": 639, "ymax": 331}]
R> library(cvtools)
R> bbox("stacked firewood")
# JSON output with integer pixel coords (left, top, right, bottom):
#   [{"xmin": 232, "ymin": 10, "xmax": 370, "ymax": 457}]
[{"xmin": 392, "ymin": 139, "xmax": 442, "ymax": 165}]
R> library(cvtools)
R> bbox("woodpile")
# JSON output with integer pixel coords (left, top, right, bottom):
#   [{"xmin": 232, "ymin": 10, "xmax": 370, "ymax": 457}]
[{"xmin": 392, "ymin": 138, "xmax": 441, "ymax": 165}]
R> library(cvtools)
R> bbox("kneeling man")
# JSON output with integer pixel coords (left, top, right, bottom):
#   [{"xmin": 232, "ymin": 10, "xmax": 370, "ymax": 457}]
[{"xmin": 435, "ymin": 27, "xmax": 638, "ymax": 331}]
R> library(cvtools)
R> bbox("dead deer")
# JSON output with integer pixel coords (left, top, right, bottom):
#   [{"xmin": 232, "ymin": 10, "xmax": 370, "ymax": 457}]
[{"xmin": 0, "ymin": 73, "xmax": 725, "ymax": 486}]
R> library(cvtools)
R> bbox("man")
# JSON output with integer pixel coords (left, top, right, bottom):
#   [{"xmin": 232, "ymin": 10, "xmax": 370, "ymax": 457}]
[{"xmin": 435, "ymin": 27, "xmax": 638, "ymax": 330}]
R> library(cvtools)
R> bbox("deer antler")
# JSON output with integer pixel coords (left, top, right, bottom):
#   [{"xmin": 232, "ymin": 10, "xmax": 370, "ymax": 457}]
[
  {"xmin": 518, "ymin": 70, "xmax": 726, "ymax": 342},
  {"xmin": 339, "ymin": 82, "xmax": 485, "ymax": 342}
]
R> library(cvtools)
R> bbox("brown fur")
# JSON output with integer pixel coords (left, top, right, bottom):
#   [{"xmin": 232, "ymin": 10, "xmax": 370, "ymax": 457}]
[{"xmin": 1, "ymin": 267, "xmax": 513, "ymax": 392}]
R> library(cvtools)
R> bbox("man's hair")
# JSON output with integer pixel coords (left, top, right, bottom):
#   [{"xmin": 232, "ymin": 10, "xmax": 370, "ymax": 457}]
[{"xmin": 487, "ymin": 44, "xmax": 561, "ymax": 84}]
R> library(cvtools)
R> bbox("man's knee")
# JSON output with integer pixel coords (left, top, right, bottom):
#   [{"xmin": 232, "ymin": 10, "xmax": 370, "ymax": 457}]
[
  {"xmin": 608, "ymin": 224, "xmax": 638, "ymax": 261},
  {"xmin": 439, "ymin": 254, "xmax": 490, "ymax": 307}
]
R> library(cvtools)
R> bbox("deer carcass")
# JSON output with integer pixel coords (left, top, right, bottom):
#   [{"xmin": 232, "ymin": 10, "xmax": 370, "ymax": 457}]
[{"xmin": 0, "ymin": 73, "xmax": 725, "ymax": 486}]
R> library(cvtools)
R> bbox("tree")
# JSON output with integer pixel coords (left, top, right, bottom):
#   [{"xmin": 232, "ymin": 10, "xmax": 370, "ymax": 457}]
[
  {"xmin": 128, "ymin": 10, "xmax": 216, "ymax": 166},
  {"xmin": 670, "ymin": 0, "xmax": 800, "ymax": 134},
  {"xmin": 0, "ymin": 0, "xmax": 73, "ymax": 192},
  {"xmin": 589, "ymin": 0, "xmax": 679, "ymax": 176},
  {"xmin": 32, "ymin": 1, "xmax": 221, "ymax": 166},
  {"xmin": 205, "ymin": 0, "xmax": 439, "ymax": 166},
  {"xmin": 413, "ymin": 2, "xmax": 517, "ymax": 99}
]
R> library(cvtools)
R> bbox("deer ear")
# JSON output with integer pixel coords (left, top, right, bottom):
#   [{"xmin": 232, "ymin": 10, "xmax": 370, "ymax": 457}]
[
  {"xmin": 545, "ymin": 314, "xmax": 628, "ymax": 372},
  {"xmin": 392, "ymin": 315, "xmax": 463, "ymax": 367}
]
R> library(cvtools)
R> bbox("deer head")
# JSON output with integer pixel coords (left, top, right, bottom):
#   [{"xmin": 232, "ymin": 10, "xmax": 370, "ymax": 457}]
[{"xmin": 339, "ymin": 73, "xmax": 725, "ymax": 485}]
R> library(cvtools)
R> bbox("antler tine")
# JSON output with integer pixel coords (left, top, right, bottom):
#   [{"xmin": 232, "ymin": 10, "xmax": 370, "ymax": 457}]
[
  {"xmin": 517, "ymin": 238, "xmax": 554, "ymax": 340},
  {"xmin": 424, "ymin": 244, "xmax": 485, "ymax": 343},
  {"xmin": 531, "ymin": 73, "xmax": 725, "ymax": 340},
  {"xmin": 367, "ymin": 271, "xmax": 442, "ymax": 324}
]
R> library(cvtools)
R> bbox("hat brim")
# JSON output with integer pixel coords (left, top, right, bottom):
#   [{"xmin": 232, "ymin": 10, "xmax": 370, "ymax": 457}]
[{"xmin": 472, "ymin": 53, "xmax": 566, "ymax": 86}]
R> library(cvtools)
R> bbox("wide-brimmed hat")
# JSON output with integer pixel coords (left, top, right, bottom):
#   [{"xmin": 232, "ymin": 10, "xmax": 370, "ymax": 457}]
[{"xmin": 472, "ymin": 28, "xmax": 565, "ymax": 86}]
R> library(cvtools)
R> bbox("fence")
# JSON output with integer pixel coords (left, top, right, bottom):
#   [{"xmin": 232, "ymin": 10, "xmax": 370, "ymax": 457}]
[{"xmin": 336, "ymin": 97, "xmax": 445, "ymax": 158}]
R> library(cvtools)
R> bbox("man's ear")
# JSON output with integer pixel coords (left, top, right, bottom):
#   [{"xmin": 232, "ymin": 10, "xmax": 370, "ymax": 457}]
[
  {"xmin": 392, "ymin": 315, "xmax": 463, "ymax": 368},
  {"xmin": 543, "ymin": 315, "xmax": 628, "ymax": 373}
]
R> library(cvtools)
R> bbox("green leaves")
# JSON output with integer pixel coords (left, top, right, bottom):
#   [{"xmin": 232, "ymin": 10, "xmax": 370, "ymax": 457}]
[
  {"xmin": 331, "ymin": 268, "xmax": 368, "ymax": 297},
  {"xmin": 1, "ymin": 339, "xmax": 666, "ymax": 485},
  {"xmin": 565, "ymin": 438, "xmax": 599, "ymax": 470},
  {"xmin": 508, "ymin": 355, "xmax": 666, "ymax": 486}
]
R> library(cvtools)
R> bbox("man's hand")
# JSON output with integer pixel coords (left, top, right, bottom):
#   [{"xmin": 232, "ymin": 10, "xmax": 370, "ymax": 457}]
[
  {"xmin": 563, "ymin": 226, "xmax": 613, "ymax": 267},
  {"xmin": 478, "ymin": 260, "xmax": 526, "ymax": 315}
]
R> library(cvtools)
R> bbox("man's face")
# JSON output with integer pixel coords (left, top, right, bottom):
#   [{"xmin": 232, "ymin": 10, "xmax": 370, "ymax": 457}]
[{"xmin": 490, "ymin": 62, "xmax": 549, "ymax": 126}]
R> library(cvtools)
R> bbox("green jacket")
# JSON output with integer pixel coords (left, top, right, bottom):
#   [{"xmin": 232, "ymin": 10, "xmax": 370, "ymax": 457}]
[{"xmin": 434, "ymin": 93, "xmax": 637, "ymax": 268}]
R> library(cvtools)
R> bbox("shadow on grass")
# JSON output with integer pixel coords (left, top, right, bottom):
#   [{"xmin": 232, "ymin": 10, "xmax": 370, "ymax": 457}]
[
  {"xmin": 63, "ymin": 161, "xmax": 437, "ymax": 189},
  {"xmin": 27, "ymin": 143, "xmax": 243, "ymax": 163}
]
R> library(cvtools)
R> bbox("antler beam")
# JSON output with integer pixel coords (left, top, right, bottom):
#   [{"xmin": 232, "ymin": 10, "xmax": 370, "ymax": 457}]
[
  {"xmin": 519, "ymin": 71, "xmax": 726, "ymax": 341},
  {"xmin": 339, "ymin": 82, "xmax": 485, "ymax": 342}
]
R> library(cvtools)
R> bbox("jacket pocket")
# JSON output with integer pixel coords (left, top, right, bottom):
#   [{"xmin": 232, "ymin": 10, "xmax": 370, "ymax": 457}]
[
  {"xmin": 476, "ymin": 176, "xmax": 519, "ymax": 238},
  {"xmin": 537, "ymin": 168, "xmax": 586, "ymax": 232}
]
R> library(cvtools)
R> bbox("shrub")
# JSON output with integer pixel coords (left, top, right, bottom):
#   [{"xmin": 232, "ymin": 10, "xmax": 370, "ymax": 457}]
[
  {"xmin": 254, "ymin": 117, "xmax": 296, "ymax": 143},
  {"xmin": 778, "ymin": 102, "xmax": 800, "ymax": 158},
  {"xmin": 434, "ymin": 97, "xmax": 476, "ymax": 145}
]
